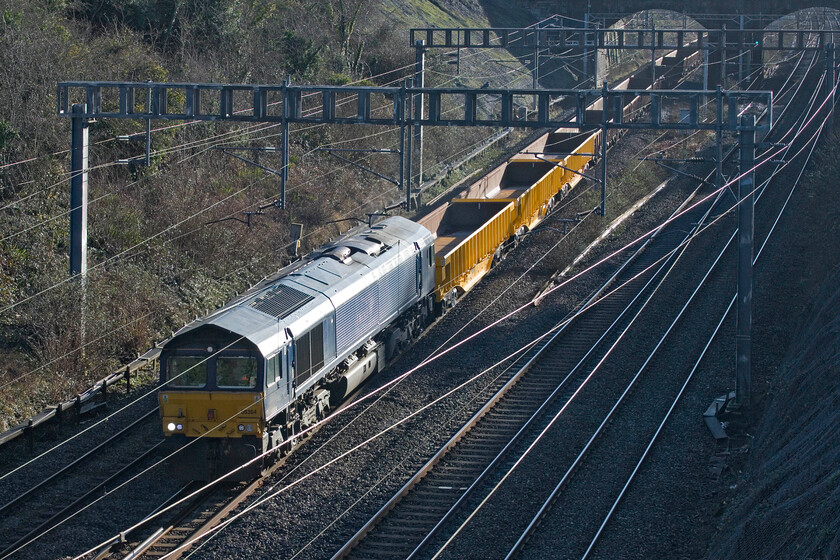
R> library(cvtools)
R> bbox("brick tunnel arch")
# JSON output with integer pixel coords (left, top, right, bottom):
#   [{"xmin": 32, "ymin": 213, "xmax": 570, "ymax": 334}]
[
  {"xmin": 571, "ymin": 6, "xmax": 840, "ymax": 89},
  {"xmin": 540, "ymin": 1, "xmax": 840, "ymax": 29},
  {"xmin": 600, "ymin": 6, "xmax": 840, "ymax": 31},
  {"xmin": 622, "ymin": 8, "xmax": 836, "ymax": 80}
]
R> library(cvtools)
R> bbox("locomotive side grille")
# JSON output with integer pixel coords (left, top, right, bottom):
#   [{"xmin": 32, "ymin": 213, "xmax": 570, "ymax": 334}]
[
  {"xmin": 378, "ymin": 259, "xmax": 417, "ymax": 322},
  {"xmin": 335, "ymin": 283, "xmax": 378, "ymax": 350},
  {"xmin": 250, "ymin": 284, "xmax": 314, "ymax": 319}
]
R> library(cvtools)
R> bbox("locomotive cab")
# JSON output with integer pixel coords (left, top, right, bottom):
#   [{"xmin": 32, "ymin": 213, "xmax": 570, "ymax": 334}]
[{"xmin": 159, "ymin": 325, "xmax": 270, "ymax": 480}]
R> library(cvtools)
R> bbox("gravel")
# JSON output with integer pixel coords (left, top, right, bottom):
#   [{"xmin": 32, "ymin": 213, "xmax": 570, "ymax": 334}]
[{"xmin": 6, "ymin": 63, "xmax": 832, "ymax": 560}]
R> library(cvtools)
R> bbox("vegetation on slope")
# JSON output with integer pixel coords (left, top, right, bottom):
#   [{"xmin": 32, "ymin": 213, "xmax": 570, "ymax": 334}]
[{"xmin": 0, "ymin": 0, "xmax": 536, "ymax": 429}]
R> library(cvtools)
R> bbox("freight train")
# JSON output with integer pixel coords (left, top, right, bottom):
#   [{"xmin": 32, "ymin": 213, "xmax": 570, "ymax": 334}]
[{"xmin": 159, "ymin": 45, "xmax": 702, "ymax": 480}]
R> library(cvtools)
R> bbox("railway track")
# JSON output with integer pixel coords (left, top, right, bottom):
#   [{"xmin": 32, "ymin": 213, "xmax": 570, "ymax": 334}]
[
  {"xmin": 331, "ymin": 127, "xmax": 738, "ymax": 560},
  {"xmin": 329, "ymin": 27, "xmax": 830, "ymax": 558},
  {"xmin": 95, "ymin": 480, "xmax": 255, "ymax": 560},
  {"xmin": 0, "ymin": 408, "xmax": 162, "ymax": 559},
  {"xmin": 558, "ymin": 21, "xmax": 837, "ymax": 560},
  {"xmin": 504, "ymin": 45, "xmax": 830, "ymax": 560},
  {"xmin": 88, "ymin": 392, "xmax": 363, "ymax": 560}
]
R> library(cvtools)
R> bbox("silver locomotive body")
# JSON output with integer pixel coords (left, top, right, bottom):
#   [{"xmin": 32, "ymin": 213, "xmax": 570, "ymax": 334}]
[{"xmin": 159, "ymin": 216, "xmax": 435, "ymax": 479}]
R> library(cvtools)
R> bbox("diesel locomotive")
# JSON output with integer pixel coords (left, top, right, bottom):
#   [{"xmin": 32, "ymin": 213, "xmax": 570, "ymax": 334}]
[{"xmin": 159, "ymin": 216, "xmax": 436, "ymax": 479}]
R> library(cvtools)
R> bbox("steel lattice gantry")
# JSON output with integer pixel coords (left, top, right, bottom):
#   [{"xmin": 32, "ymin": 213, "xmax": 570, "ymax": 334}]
[
  {"xmin": 57, "ymin": 80, "xmax": 771, "ymax": 217},
  {"xmin": 409, "ymin": 25, "xmax": 835, "ymax": 51},
  {"xmin": 58, "ymin": 81, "xmax": 771, "ymax": 129},
  {"xmin": 410, "ymin": 24, "xmax": 836, "ymax": 88}
]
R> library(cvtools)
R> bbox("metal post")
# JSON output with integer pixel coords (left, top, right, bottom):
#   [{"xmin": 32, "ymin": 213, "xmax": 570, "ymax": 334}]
[
  {"xmin": 456, "ymin": 29, "xmax": 461, "ymax": 75},
  {"xmin": 145, "ymin": 118, "xmax": 151, "ymax": 167},
  {"xmin": 583, "ymin": 12, "xmax": 589, "ymax": 85},
  {"xmin": 533, "ymin": 44, "xmax": 539, "ymax": 110},
  {"xmin": 145, "ymin": 86, "xmax": 152, "ymax": 167},
  {"xmin": 399, "ymin": 81, "xmax": 406, "ymax": 201},
  {"xmin": 600, "ymin": 81, "xmax": 608, "ymax": 216},
  {"xmin": 754, "ymin": 32, "xmax": 764, "ymax": 88},
  {"xmin": 716, "ymin": 86, "xmax": 723, "ymax": 195},
  {"xmin": 721, "ymin": 25, "xmax": 727, "ymax": 89},
  {"xmin": 826, "ymin": 43, "xmax": 836, "ymax": 130},
  {"xmin": 735, "ymin": 114, "xmax": 755, "ymax": 407},
  {"xmin": 703, "ymin": 36, "xmax": 709, "ymax": 107},
  {"xmin": 281, "ymin": 77, "xmax": 290, "ymax": 210},
  {"xmin": 414, "ymin": 40, "xmax": 425, "ymax": 195},
  {"xmin": 70, "ymin": 103, "xmax": 88, "ymax": 363},
  {"xmin": 406, "ymin": 78, "xmax": 414, "ymax": 210},
  {"xmin": 70, "ymin": 104, "xmax": 88, "ymax": 277},
  {"xmin": 739, "ymin": 15, "xmax": 745, "ymax": 85},
  {"xmin": 651, "ymin": 23, "xmax": 656, "ymax": 87},
  {"xmin": 593, "ymin": 24, "xmax": 599, "ymax": 87}
]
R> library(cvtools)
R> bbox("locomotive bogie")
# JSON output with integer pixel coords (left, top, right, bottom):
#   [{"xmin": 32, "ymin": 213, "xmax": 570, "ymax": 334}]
[{"xmin": 165, "ymin": 434, "xmax": 264, "ymax": 481}]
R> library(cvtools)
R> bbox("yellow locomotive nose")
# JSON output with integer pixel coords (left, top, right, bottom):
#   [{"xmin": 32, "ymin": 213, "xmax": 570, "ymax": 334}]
[{"xmin": 159, "ymin": 392, "xmax": 264, "ymax": 438}]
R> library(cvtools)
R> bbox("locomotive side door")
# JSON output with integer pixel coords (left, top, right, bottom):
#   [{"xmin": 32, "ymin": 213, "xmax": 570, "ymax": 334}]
[
  {"xmin": 264, "ymin": 344, "xmax": 292, "ymax": 418},
  {"xmin": 415, "ymin": 242, "xmax": 422, "ymax": 293},
  {"xmin": 285, "ymin": 343, "xmax": 294, "ymax": 398}
]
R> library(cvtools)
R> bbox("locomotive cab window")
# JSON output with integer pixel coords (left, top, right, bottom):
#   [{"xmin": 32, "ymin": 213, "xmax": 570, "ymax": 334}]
[
  {"xmin": 267, "ymin": 354, "xmax": 281, "ymax": 386},
  {"xmin": 166, "ymin": 356, "xmax": 207, "ymax": 388},
  {"xmin": 216, "ymin": 356, "xmax": 258, "ymax": 388}
]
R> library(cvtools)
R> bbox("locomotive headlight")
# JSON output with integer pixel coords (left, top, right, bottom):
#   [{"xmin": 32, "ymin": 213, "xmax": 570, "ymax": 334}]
[
  {"xmin": 237, "ymin": 424, "xmax": 245, "ymax": 432},
  {"xmin": 167, "ymin": 422, "xmax": 177, "ymax": 432},
  {"xmin": 245, "ymin": 424, "xmax": 253, "ymax": 432},
  {"xmin": 176, "ymin": 423, "xmax": 183, "ymax": 431}
]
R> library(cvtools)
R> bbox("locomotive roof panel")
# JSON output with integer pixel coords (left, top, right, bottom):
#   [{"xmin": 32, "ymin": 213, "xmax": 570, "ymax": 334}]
[
  {"xmin": 166, "ymin": 305, "xmax": 287, "ymax": 357},
  {"xmin": 163, "ymin": 217, "xmax": 433, "ymax": 358}
]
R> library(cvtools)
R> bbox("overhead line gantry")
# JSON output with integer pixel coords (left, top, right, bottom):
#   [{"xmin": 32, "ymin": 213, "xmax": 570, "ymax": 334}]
[{"xmin": 57, "ymin": 80, "xmax": 772, "ymax": 220}]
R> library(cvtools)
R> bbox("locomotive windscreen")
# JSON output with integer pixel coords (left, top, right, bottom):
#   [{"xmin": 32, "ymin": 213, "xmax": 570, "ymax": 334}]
[
  {"xmin": 166, "ymin": 356, "xmax": 208, "ymax": 388},
  {"xmin": 216, "ymin": 356, "xmax": 258, "ymax": 388}
]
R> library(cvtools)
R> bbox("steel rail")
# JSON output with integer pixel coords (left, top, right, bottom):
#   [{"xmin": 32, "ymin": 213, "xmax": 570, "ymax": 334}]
[
  {"xmin": 504, "ymin": 43, "xmax": 825, "ymax": 560},
  {"xmin": 0, "ymin": 407, "xmax": 158, "ymax": 519},
  {"xmin": 0, "ymin": 441, "xmax": 164, "ymax": 559}
]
